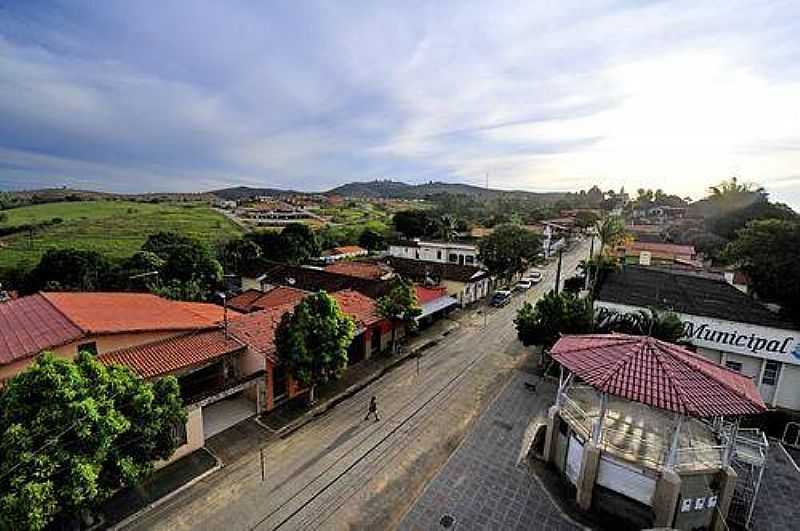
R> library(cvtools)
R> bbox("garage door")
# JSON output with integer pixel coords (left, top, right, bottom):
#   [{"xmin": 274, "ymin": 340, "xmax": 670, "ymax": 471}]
[
  {"xmin": 597, "ymin": 455, "xmax": 656, "ymax": 506},
  {"xmin": 566, "ymin": 435, "xmax": 584, "ymax": 485}
]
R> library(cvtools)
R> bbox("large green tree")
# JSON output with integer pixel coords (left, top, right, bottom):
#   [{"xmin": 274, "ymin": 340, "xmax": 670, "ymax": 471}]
[
  {"xmin": 376, "ymin": 276, "xmax": 422, "ymax": 353},
  {"xmin": 0, "ymin": 352, "xmax": 186, "ymax": 530},
  {"xmin": 28, "ymin": 249, "xmax": 114, "ymax": 292},
  {"xmin": 274, "ymin": 292, "xmax": 356, "ymax": 403},
  {"xmin": 724, "ymin": 219, "xmax": 800, "ymax": 323},
  {"xmin": 478, "ymin": 224, "xmax": 542, "ymax": 283},
  {"xmin": 514, "ymin": 291, "xmax": 594, "ymax": 350},
  {"xmin": 142, "ymin": 231, "xmax": 223, "ymax": 295},
  {"xmin": 277, "ymin": 223, "xmax": 321, "ymax": 264},
  {"xmin": 393, "ymin": 210, "xmax": 433, "ymax": 239}
]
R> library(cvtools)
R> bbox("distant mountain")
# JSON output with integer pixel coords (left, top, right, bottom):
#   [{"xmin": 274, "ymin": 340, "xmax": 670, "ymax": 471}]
[
  {"xmin": 209, "ymin": 186, "xmax": 297, "ymax": 201},
  {"xmin": 326, "ymin": 180, "xmax": 566, "ymax": 201}
]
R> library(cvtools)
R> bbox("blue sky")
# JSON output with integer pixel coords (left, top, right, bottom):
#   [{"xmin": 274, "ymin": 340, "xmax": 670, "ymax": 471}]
[{"xmin": 1, "ymin": 1, "xmax": 799, "ymax": 207}]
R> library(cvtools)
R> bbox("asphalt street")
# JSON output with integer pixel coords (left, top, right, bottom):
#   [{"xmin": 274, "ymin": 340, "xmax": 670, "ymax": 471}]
[{"xmin": 124, "ymin": 240, "xmax": 592, "ymax": 531}]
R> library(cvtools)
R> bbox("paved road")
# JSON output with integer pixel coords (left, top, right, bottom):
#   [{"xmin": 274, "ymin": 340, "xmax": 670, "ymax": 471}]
[{"xmin": 125, "ymin": 240, "xmax": 592, "ymax": 531}]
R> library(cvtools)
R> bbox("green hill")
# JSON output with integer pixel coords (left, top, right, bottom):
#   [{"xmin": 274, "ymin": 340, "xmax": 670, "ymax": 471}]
[{"xmin": 0, "ymin": 200, "xmax": 242, "ymax": 272}]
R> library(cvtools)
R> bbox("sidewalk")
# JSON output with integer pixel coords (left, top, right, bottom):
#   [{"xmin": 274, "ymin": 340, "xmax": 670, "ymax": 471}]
[
  {"xmin": 98, "ymin": 448, "xmax": 219, "ymax": 529},
  {"xmin": 260, "ymin": 316, "xmax": 462, "ymax": 436}
]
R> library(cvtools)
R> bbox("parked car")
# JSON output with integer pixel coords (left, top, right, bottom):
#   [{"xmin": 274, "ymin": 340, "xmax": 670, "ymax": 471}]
[
  {"xmin": 490, "ymin": 290, "xmax": 512, "ymax": 307},
  {"xmin": 514, "ymin": 279, "xmax": 533, "ymax": 291},
  {"xmin": 525, "ymin": 271, "xmax": 543, "ymax": 284}
]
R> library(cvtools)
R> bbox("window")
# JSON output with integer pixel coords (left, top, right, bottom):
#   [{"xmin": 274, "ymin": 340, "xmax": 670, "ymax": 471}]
[
  {"xmin": 77, "ymin": 341, "xmax": 98, "ymax": 355},
  {"xmin": 415, "ymin": 250, "xmax": 420, "ymax": 259},
  {"xmin": 449, "ymin": 253, "xmax": 458, "ymax": 263},
  {"xmin": 465, "ymin": 256, "xmax": 475, "ymax": 265},
  {"xmin": 725, "ymin": 360, "xmax": 743, "ymax": 373},
  {"xmin": 437, "ymin": 250, "xmax": 442, "ymax": 260},
  {"xmin": 762, "ymin": 360, "xmax": 780, "ymax": 386}
]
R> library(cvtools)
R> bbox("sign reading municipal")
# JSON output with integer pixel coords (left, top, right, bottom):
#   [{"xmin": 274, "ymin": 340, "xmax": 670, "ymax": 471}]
[{"xmin": 682, "ymin": 316, "xmax": 800, "ymax": 363}]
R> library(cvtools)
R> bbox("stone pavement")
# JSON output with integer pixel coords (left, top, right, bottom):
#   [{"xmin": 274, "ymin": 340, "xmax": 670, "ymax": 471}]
[
  {"xmin": 400, "ymin": 371, "xmax": 585, "ymax": 531},
  {"xmin": 749, "ymin": 442, "xmax": 800, "ymax": 531}
]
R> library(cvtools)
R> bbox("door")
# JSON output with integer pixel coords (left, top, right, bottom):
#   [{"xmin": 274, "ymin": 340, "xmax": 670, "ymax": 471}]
[{"xmin": 597, "ymin": 455, "xmax": 656, "ymax": 506}]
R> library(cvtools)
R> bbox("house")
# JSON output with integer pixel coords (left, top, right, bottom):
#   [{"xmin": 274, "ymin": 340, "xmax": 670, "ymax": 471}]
[
  {"xmin": 385, "ymin": 256, "xmax": 491, "ymax": 307},
  {"xmin": 323, "ymin": 260, "xmax": 394, "ymax": 280},
  {"xmin": 414, "ymin": 285, "xmax": 458, "ymax": 326},
  {"xmin": 228, "ymin": 286, "xmax": 308, "ymax": 313},
  {"xmin": 244, "ymin": 263, "xmax": 390, "ymax": 299},
  {"xmin": 388, "ymin": 239, "xmax": 480, "ymax": 266},
  {"xmin": 318, "ymin": 245, "xmax": 369, "ymax": 264},
  {"xmin": 227, "ymin": 289, "xmax": 398, "ymax": 411},
  {"xmin": 595, "ymin": 266, "xmax": 800, "ymax": 411},
  {"xmin": 0, "ymin": 292, "xmax": 258, "ymax": 466},
  {"xmin": 618, "ymin": 241, "xmax": 698, "ymax": 267}
]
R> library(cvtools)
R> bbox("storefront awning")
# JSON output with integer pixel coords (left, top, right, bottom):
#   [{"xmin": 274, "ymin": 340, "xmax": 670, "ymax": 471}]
[{"xmin": 416, "ymin": 296, "xmax": 459, "ymax": 321}]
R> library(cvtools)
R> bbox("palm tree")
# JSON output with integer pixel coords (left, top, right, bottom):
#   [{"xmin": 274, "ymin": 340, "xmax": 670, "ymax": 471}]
[
  {"xmin": 595, "ymin": 307, "xmax": 685, "ymax": 343},
  {"xmin": 437, "ymin": 214, "xmax": 458, "ymax": 242},
  {"xmin": 593, "ymin": 215, "xmax": 626, "ymax": 253},
  {"xmin": 708, "ymin": 176, "xmax": 763, "ymax": 198}
]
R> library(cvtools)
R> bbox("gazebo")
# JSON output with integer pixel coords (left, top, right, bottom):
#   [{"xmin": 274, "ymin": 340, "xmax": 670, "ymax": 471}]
[{"xmin": 541, "ymin": 334, "xmax": 768, "ymax": 530}]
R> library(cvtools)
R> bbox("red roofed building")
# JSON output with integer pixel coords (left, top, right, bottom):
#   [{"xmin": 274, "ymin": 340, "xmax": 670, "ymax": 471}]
[
  {"xmin": 324, "ymin": 261, "xmax": 393, "ymax": 280},
  {"xmin": 0, "ymin": 292, "xmax": 228, "ymax": 385},
  {"xmin": 540, "ymin": 334, "xmax": 768, "ymax": 529},
  {"xmin": 619, "ymin": 241, "xmax": 697, "ymax": 266},
  {"xmin": 228, "ymin": 286, "xmax": 309, "ymax": 313},
  {"xmin": 319, "ymin": 245, "xmax": 368, "ymax": 263}
]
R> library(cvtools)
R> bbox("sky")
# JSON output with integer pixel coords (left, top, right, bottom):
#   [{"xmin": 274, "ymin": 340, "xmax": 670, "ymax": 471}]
[{"xmin": 1, "ymin": 0, "xmax": 799, "ymax": 208}]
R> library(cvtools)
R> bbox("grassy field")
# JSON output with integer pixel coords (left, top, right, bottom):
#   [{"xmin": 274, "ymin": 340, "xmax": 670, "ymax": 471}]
[{"xmin": 0, "ymin": 201, "xmax": 243, "ymax": 271}]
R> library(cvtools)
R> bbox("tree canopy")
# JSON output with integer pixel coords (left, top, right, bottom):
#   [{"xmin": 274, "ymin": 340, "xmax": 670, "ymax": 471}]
[
  {"xmin": 477, "ymin": 224, "xmax": 542, "ymax": 282},
  {"xmin": 0, "ymin": 352, "xmax": 186, "ymax": 530},
  {"xmin": 358, "ymin": 228, "xmax": 387, "ymax": 251},
  {"xmin": 595, "ymin": 307, "xmax": 685, "ymax": 343},
  {"xmin": 28, "ymin": 249, "xmax": 114, "ymax": 292},
  {"xmin": 274, "ymin": 292, "xmax": 356, "ymax": 402},
  {"xmin": 514, "ymin": 291, "xmax": 594, "ymax": 349},
  {"xmin": 376, "ymin": 276, "xmax": 422, "ymax": 352},
  {"xmin": 277, "ymin": 223, "xmax": 321, "ymax": 264},
  {"xmin": 724, "ymin": 219, "xmax": 800, "ymax": 323},
  {"xmin": 393, "ymin": 210, "xmax": 434, "ymax": 239},
  {"xmin": 593, "ymin": 215, "xmax": 627, "ymax": 252}
]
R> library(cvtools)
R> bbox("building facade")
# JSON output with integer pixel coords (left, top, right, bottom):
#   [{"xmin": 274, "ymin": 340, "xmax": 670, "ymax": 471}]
[
  {"xmin": 389, "ymin": 240, "xmax": 480, "ymax": 266},
  {"xmin": 596, "ymin": 266, "xmax": 800, "ymax": 410}
]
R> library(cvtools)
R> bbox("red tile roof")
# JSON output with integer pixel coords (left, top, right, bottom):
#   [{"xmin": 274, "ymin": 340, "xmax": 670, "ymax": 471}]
[
  {"xmin": 415, "ymin": 285, "xmax": 447, "ymax": 305},
  {"xmin": 332, "ymin": 290, "xmax": 382, "ymax": 329},
  {"xmin": 228, "ymin": 287, "xmax": 309, "ymax": 313},
  {"xmin": 324, "ymin": 261, "xmax": 391, "ymax": 280},
  {"xmin": 228, "ymin": 304, "xmax": 294, "ymax": 359},
  {"xmin": 175, "ymin": 301, "xmax": 240, "ymax": 322},
  {"xmin": 0, "ymin": 294, "xmax": 84, "ymax": 365},
  {"xmin": 97, "ymin": 329, "xmax": 245, "ymax": 378},
  {"xmin": 550, "ymin": 334, "xmax": 766, "ymax": 417},
  {"xmin": 42, "ymin": 292, "xmax": 219, "ymax": 334},
  {"xmin": 625, "ymin": 241, "xmax": 696, "ymax": 258}
]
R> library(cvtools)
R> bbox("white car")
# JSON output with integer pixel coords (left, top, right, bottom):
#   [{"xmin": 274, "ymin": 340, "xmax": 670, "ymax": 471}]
[
  {"xmin": 525, "ymin": 271, "xmax": 543, "ymax": 284},
  {"xmin": 515, "ymin": 279, "xmax": 533, "ymax": 291}
]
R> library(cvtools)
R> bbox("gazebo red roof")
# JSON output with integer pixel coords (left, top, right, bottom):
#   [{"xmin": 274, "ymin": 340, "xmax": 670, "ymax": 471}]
[{"xmin": 550, "ymin": 334, "xmax": 767, "ymax": 417}]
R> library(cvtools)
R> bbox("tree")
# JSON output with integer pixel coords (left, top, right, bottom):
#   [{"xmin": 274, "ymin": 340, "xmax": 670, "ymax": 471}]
[
  {"xmin": 0, "ymin": 352, "xmax": 186, "ymax": 530},
  {"xmin": 436, "ymin": 214, "xmax": 459, "ymax": 241},
  {"xmin": 376, "ymin": 276, "xmax": 422, "ymax": 353},
  {"xmin": 217, "ymin": 238, "xmax": 262, "ymax": 275},
  {"xmin": 141, "ymin": 231, "xmax": 195, "ymax": 259},
  {"xmin": 29, "ymin": 249, "xmax": 114, "ymax": 292},
  {"xmin": 708, "ymin": 176, "xmax": 760, "ymax": 198},
  {"xmin": 358, "ymin": 228, "xmax": 387, "ymax": 251},
  {"xmin": 478, "ymin": 224, "xmax": 543, "ymax": 283},
  {"xmin": 278, "ymin": 223, "xmax": 321, "ymax": 264},
  {"xmin": 514, "ymin": 291, "xmax": 594, "ymax": 350},
  {"xmin": 595, "ymin": 307, "xmax": 685, "ymax": 343},
  {"xmin": 593, "ymin": 215, "xmax": 626, "ymax": 253},
  {"xmin": 246, "ymin": 230, "xmax": 283, "ymax": 261},
  {"xmin": 724, "ymin": 219, "xmax": 800, "ymax": 323},
  {"xmin": 274, "ymin": 292, "xmax": 356, "ymax": 403},
  {"xmin": 574, "ymin": 210, "xmax": 600, "ymax": 229},
  {"xmin": 393, "ymin": 210, "xmax": 433, "ymax": 239}
]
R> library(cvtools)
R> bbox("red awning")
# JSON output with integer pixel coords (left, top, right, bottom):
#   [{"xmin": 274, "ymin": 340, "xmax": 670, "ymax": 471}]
[{"xmin": 550, "ymin": 334, "xmax": 767, "ymax": 417}]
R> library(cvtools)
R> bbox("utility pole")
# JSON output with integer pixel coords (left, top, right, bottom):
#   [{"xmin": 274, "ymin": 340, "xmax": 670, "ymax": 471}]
[
  {"xmin": 260, "ymin": 447, "xmax": 266, "ymax": 481},
  {"xmin": 554, "ymin": 248, "xmax": 563, "ymax": 295}
]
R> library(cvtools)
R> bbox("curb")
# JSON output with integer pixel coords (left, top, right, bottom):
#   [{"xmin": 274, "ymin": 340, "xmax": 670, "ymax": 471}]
[
  {"xmin": 107, "ymin": 447, "xmax": 222, "ymax": 531},
  {"xmin": 272, "ymin": 323, "xmax": 460, "ymax": 439}
]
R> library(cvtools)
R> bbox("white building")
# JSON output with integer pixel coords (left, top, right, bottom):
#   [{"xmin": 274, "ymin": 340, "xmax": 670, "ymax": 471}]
[
  {"xmin": 388, "ymin": 240, "xmax": 479, "ymax": 266},
  {"xmin": 595, "ymin": 266, "xmax": 800, "ymax": 410}
]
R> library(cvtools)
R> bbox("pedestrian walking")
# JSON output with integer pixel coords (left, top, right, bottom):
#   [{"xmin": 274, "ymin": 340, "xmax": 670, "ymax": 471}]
[{"xmin": 365, "ymin": 396, "xmax": 380, "ymax": 422}]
